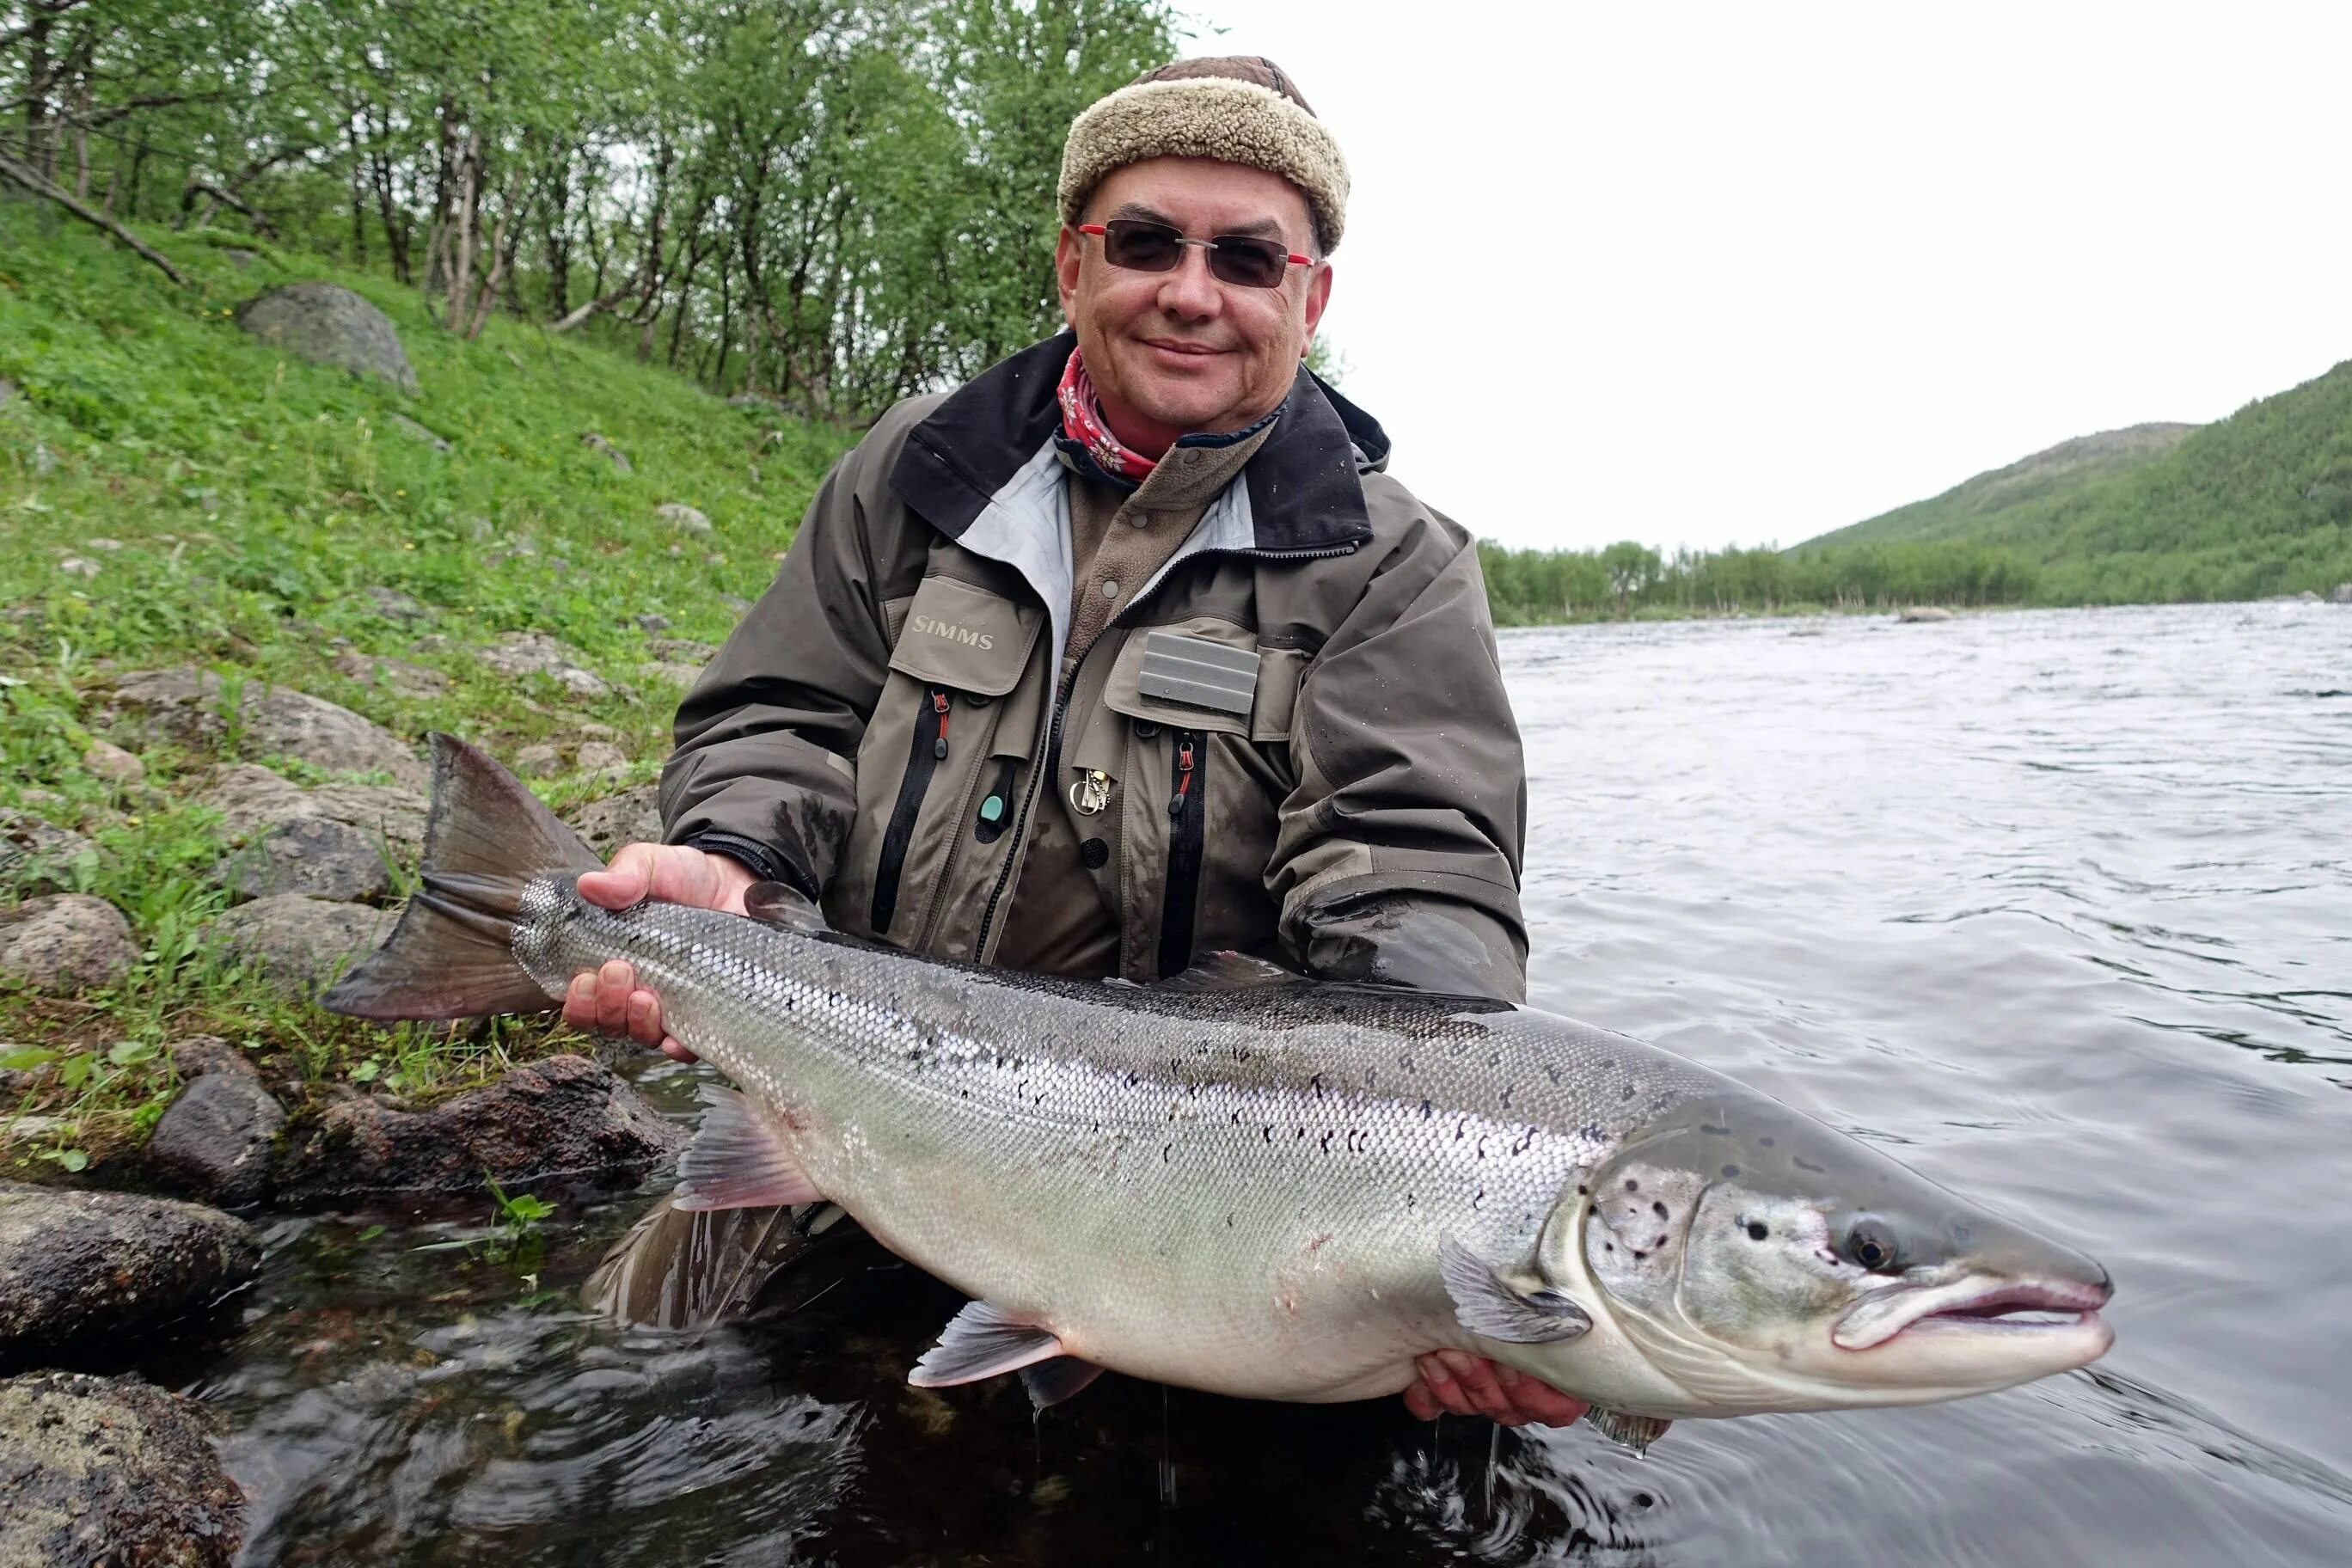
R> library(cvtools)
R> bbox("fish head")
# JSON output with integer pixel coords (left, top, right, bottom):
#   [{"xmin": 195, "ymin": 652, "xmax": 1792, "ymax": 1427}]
[{"xmin": 1547, "ymin": 1100, "xmax": 2113, "ymax": 1412}]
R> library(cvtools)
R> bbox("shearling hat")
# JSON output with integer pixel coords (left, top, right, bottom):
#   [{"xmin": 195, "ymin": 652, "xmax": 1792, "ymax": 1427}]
[{"xmin": 1057, "ymin": 57, "xmax": 1351, "ymax": 254}]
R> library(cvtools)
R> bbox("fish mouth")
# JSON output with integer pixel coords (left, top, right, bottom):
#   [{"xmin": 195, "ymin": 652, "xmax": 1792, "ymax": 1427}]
[{"xmin": 1832, "ymin": 1275, "xmax": 2113, "ymax": 1352}]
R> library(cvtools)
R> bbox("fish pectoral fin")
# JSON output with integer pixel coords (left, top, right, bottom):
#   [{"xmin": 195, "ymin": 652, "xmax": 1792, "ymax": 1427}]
[
  {"xmin": 672, "ymin": 1087, "xmax": 824, "ymax": 1212},
  {"xmin": 1018, "ymin": 1356, "xmax": 1106, "ymax": 1410},
  {"xmin": 1586, "ymin": 1407, "xmax": 1673, "ymax": 1457},
  {"xmin": 1148, "ymin": 951, "xmax": 1311, "ymax": 992},
  {"xmin": 742, "ymin": 881, "xmax": 829, "ymax": 934},
  {"xmin": 907, "ymin": 1301, "xmax": 1069, "ymax": 1387},
  {"xmin": 1437, "ymin": 1233, "xmax": 1591, "ymax": 1344}
]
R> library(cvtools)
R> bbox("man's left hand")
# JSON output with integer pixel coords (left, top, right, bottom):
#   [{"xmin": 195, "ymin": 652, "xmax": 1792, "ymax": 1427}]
[{"xmin": 1404, "ymin": 1351, "xmax": 1589, "ymax": 1428}]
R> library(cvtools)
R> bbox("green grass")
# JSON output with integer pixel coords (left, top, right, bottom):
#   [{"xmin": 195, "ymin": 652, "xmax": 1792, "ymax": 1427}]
[{"xmin": 0, "ymin": 202, "xmax": 856, "ymax": 1169}]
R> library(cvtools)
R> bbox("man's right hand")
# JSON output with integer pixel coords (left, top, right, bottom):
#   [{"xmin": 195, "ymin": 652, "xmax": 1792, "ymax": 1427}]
[{"xmin": 560, "ymin": 842, "xmax": 759, "ymax": 1063}]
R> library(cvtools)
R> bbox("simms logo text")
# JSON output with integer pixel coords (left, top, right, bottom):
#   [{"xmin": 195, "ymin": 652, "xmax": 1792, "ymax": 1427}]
[{"xmin": 911, "ymin": 616, "xmax": 993, "ymax": 650}]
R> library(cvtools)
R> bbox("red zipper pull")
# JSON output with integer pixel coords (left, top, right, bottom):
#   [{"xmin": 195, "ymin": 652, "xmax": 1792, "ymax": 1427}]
[
  {"xmin": 931, "ymin": 689, "xmax": 950, "ymax": 759},
  {"xmin": 1168, "ymin": 736, "xmax": 1195, "ymax": 816}
]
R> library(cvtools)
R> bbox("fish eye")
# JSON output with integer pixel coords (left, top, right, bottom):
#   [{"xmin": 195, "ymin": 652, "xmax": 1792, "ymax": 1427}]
[{"xmin": 1842, "ymin": 1216, "xmax": 1901, "ymax": 1273}]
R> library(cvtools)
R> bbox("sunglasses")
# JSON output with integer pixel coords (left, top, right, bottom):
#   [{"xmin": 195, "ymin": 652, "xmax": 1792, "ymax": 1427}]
[{"xmin": 1076, "ymin": 219, "xmax": 1312, "ymax": 291}]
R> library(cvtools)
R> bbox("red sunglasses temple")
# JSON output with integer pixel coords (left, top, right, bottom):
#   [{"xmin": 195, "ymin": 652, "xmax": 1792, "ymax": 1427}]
[{"xmin": 1075, "ymin": 224, "xmax": 1312, "ymax": 271}]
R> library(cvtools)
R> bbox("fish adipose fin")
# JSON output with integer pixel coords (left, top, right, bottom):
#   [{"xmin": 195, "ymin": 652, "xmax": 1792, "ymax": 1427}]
[
  {"xmin": 1437, "ymin": 1234, "xmax": 1592, "ymax": 1344},
  {"xmin": 908, "ymin": 1301, "xmax": 1069, "ymax": 1387},
  {"xmin": 323, "ymin": 732, "xmax": 600, "ymax": 1020},
  {"xmin": 673, "ymin": 1087, "xmax": 824, "ymax": 1211},
  {"xmin": 1586, "ymin": 1407, "xmax": 1673, "ymax": 1456},
  {"xmin": 1018, "ymin": 1357, "xmax": 1107, "ymax": 1410}
]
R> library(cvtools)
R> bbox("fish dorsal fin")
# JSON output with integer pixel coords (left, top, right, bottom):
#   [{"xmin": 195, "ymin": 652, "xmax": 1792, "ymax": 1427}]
[
  {"xmin": 1586, "ymin": 1407, "xmax": 1673, "ymax": 1456},
  {"xmin": 908, "ymin": 1302, "xmax": 1068, "ymax": 1387},
  {"xmin": 743, "ymin": 880, "xmax": 829, "ymax": 934},
  {"xmin": 1437, "ymin": 1234, "xmax": 1592, "ymax": 1344},
  {"xmin": 673, "ymin": 1087, "xmax": 824, "ymax": 1212},
  {"xmin": 1018, "ymin": 1356, "xmax": 1106, "ymax": 1410},
  {"xmin": 1151, "ymin": 951, "xmax": 1308, "ymax": 993}
]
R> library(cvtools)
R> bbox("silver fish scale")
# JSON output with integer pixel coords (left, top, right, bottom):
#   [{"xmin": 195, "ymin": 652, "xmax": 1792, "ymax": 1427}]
[{"xmin": 520, "ymin": 881, "xmax": 1730, "ymax": 1400}]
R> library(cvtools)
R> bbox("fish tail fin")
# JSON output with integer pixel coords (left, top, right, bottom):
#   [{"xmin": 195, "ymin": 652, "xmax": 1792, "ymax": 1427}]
[{"xmin": 322, "ymin": 732, "xmax": 601, "ymax": 1020}]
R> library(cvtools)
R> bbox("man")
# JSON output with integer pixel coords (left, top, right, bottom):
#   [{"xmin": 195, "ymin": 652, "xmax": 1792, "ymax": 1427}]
[{"xmin": 565, "ymin": 57, "xmax": 1582, "ymax": 1430}]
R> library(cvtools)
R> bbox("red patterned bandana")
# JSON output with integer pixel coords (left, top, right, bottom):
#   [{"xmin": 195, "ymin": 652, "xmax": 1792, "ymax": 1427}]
[{"xmin": 1057, "ymin": 348, "xmax": 1157, "ymax": 483}]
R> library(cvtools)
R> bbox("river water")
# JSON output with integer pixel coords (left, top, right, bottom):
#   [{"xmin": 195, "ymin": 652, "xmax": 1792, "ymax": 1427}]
[{"xmin": 175, "ymin": 602, "xmax": 2351, "ymax": 1565}]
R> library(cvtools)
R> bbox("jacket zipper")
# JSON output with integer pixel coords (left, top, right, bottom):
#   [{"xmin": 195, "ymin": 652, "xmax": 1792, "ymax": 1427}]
[
  {"xmin": 871, "ymin": 687, "xmax": 950, "ymax": 934},
  {"xmin": 971, "ymin": 540, "xmax": 1358, "ymax": 959},
  {"xmin": 1157, "ymin": 731, "xmax": 1204, "ymax": 976}
]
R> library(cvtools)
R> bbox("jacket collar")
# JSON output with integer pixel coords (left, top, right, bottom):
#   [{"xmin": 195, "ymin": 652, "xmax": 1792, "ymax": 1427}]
[{"xmin": 891, "ymin": 331, "xmax": 1383, "ymax": 557}]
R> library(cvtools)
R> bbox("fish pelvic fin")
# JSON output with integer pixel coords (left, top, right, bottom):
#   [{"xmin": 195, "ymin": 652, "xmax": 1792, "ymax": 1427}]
[
  {"xmin": 908, "ymin": 1301, "xmax": 1069, "ymax": 1388},
  {"xmin": 1019, "ymin": 1357, "xmax": 1106, "ymax": 1410},
  {"xmin": 1586, "ymin": 1407, "xmax": 1673, "ymax": 1457},
  {"xmin": 1437, "ymin": 1233, "xmax": 1592, "ymax": 1345},
  {"xmin": 673, "ymin": 1086, "xmax": 825, "ymax": 1211},
  {"xmin": 322, "ymin": 733, "xmax": 600, "ymax": 1020}
]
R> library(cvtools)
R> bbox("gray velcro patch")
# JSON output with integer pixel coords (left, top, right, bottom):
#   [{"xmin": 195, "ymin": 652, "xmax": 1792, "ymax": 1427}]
[{"xmin": 1137, "ymin": 631, "xmax": 1259, "ymax": 716}]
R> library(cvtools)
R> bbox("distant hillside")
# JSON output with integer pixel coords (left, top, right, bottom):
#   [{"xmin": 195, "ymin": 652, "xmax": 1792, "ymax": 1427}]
[
  {"xmin": 1795, "ymin": 362, "xmax": 2352, "ymax": 603},
  {"xmin": 1807, "ymin": 422, "xmax": 2198, "ymax": 549}
]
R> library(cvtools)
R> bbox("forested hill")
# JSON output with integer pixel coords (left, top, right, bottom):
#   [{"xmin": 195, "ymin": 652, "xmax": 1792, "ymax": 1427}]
[
  {"xmin": 1803, "ymin": 422, "xmax": 2199, "ymax": 551},
  {"xmin": 1792, "ymin": 359, "xmax": 2352, "ymax": 604}
]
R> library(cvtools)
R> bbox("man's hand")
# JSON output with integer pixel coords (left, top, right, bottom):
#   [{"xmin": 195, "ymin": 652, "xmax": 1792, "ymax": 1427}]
[
  {"xmin": 1404, "ymin": 1350, "xmax": 1590, "ymax": 1429},
  {"xmin": 560, "ymin": 842, "xmax": 759, "ymax": 1063}
]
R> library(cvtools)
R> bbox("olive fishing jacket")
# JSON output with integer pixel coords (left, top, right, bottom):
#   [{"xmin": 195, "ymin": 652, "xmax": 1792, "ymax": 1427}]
[{"xmin": 658, "ymin": 333, "xmax": 1529, "ymax": 999}]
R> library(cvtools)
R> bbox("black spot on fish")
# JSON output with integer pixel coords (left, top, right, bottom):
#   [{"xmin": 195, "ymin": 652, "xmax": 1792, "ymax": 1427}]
[
  {"xmin": 1262, "ymin": 1125, "xmax": 1273, "ymax": 1142},
  {"xmin": 1747, "ymin": 1221, "xmax": 1769, "ymax": 1241},
  {"xmin": 1631, "ymin": 1250, "xmax": 1647, "ymax": 1262},
  {"xmin": 1625, "ymin": 1179, "xmax": 1639, "ymax": 1192},
  {"xmin": 1577, "ymin": 1185, "xmax": 1590, "ymax": 1197},
  {"xmin": 1721, "ymin": 1164, "xmax": 1741, "ymax": 1179},
  {"xmin": 1759, "ymin": 1136, "xmax": 1775, "ymax": 1148},
  {"xmin": 1604, "ymin": 1241, "xmax": 1615, "ymax": 1253},
  {"xmin": 1311, "ymin": 1073, "xmax": 1326, "ymax": 1099},
  {"xmin": 1320, "ymin": 1131, "xmax": 1333, "ymax": 1152},
  {"xmin": 1473, "ymin": 1189, "xmax": 1486, "ymax": 1210},
  {"xmin": 1546, "ymin": 1064, "xmax": 1562, "ymax": 1085},
  {"xmin": 1499, "ymin": 1087, "xmax": 1513, "ymax": 1109},
  {"xmin": 1227, "ymin": 1214, "xmax": 1234, "ymax": 1228},
  {"xmin": 1654, "ymin": 1234, "xmax": 1668, "ymax": 1247},
  {"xmin": 1652, "ymin": 1201, "xmax": 1668, "ymax": 1219},
  {"xmin": 1621, "ymin": 1085, "xmax": 1636, "ymax": 1101},
  {"xmin": 1161, "ymin": 1144, "xmax": 1172, "ymax": 1162},
  {"xmin": 1419, "ymin": 1099, "xmax": 1433, "ymax": 1119}
]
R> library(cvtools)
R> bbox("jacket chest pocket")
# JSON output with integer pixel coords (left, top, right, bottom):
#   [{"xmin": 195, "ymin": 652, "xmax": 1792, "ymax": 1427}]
[
  {"xmin": 1086, "ymin": 620, "xmax": 1300, "ymax": 977},
  {"xmin": 834, "ymin": 575, "xmax": 1042, "ymax": 945}
]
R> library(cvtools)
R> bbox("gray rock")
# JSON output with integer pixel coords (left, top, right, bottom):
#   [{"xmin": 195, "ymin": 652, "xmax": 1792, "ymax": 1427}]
[
  {"xmin": 574, "ymin": 740, "xmax": 628, "ymax": 775},
  {"xmin": 2296, "ymin": 589, "xmax": 2323, "ymax": 603},
  {"xmin": 720, "ymin": 594, "xmax": 754, "ymax": 616},
  {"xmin": 0, "ymin": 896, "xmax": 137, "ymax": 992},
  {"xmin": 388, "ymin": 413, "xmax": 450, "ymax": 454},
  {"xmin": 104, "ymin": 668, "xmax": 426, "ymax": 790},
  {"xmin": 575, "ymin": 720, "xmax": 618, "ymax": 739},
  {"xmin": 0, "ymin": 1371, "xmax": 245, "ymax": 1566},
  {"xmin": 657, "ymin": 502, "xmax": 713, "ymax": 535},
  {"xmin": 1896, "ymin": 605, "xmax": 1956, "ymax": 623},
  {"xmin": 581, "ymin": 432, "xmax": 632, "ymax": 474},
  {"xmin": 564, "ymin": 783, "xmax": 662, "ymax": 858},
  {"xmin": 2332, "ymin": 583, "xmax": 2352, "ymax": 604},
  {"xmin": 0, "ymin": 812, "xmax": 97, "ymax": 896},
  {"xmin": 57, "ymin": 554, "xmax": 100, "ymax": 579},
  {"xmin": 512, "ymin": 743, "xmax": 561, "ymax": 779},
  {"xmin": 195, "ymin": 763, "xmax": 426, "ymax": 857},
  {"xmin": 332, "ymin": 649, "xmax": 450, "ymax": 698},
  {"xmin": 0, "ymin": 376, "xmax": 14, "ymax": 408},
  {"xmin": 639, "ymin": 661, "xmax": 704, "ymax": 689},
  {"xmin": 215, "ymin": 815, "xmax": 393, "ymax": 903},
  {"xmin": 271, "ymin": 1055, "xmax": 684, "ymax": 1208},
  {"xmin": 145, "ymin": 1072, "xmax": 285, "ymax": 1209},
  {"xmin": 0, "ymin": 1183, "xmax": 260, "ymax": 1368},
  {"xmin": 726, "ymin": 391, "xmax": 783, "ymax": 410},
  {"xmin": 166, "ymin": 1035, "xmax": 251, "ymax": 1080},
  {"xmin": 648, "ymin": 638, "xmax": 717, "ymax": 664},
  {"xmin": 361, "ymin": 584, "xmax": 432, "ymax": 622},
  {"xmin": 208, "ymin": 896, "xmax": 395, "ymax": 990},
  {"xmin": 634, "ymin": 613, "xmax": 671, "ymax": 634},
  {"xmin": 479, "ymin": 631, "xmax": 611, "ymax": 701},
  {"xmin": 234, "ymin": 280, "xmax": 420, "ymax": 395},
  {"xmin": 82, "ymin": 738, "xmax": 145, "ymax": 787}
]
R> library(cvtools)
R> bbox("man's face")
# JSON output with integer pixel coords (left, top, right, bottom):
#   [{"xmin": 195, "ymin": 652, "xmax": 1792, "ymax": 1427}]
[{"xmin": 1055, "ymin": 156, "xmax": 1332, "ymax": 456}]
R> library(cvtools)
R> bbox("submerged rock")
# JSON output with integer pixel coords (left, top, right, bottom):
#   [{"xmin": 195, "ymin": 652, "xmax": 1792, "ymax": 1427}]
[
  {"xmin": 0, "ymin": 894, "xmax": 138, "ymax": 993},
  {"xmin": 235, "ymin": 279, "xmax": 419, "ymax": 395},
  {"xmin": 271, "ymin": 1055, "xmax": 684, "ymax": 1209},
  {"xmin": 207, "ymin": 895, "xmax": 396, "ymax": 990},
  {"xmin": 0, "ymin": 1370, "xmax": 244, "ymax": 1566},
  {"xmin": 1896, "ymin": 605, "xmax": 1956, "ymax": 623},
  {"xmin": 104, "ymin": 669, "xmax": 426, "ymax": 789},
  {"xmin": 0, "ymin": 1183, "xmax": 260, "ymax": 1369}
]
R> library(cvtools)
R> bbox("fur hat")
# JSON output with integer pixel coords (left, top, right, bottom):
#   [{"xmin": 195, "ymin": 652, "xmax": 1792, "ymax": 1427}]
[{"xmin": 1058, "ymin": 57, "xmax": 1350, "ymax": 254}]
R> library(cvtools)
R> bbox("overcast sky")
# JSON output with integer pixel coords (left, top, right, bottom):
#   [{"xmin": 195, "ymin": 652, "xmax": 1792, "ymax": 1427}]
[{"xmin": 1179, "ymin": 2, "xmax": 2352, "ymax": 552}]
